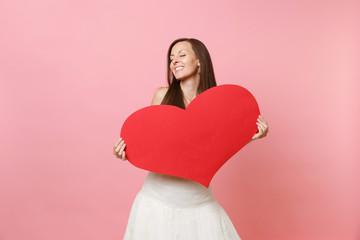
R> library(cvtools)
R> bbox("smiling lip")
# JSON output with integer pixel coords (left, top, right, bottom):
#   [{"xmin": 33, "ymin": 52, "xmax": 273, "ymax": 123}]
[{"xmin": 175, "ymin": 66, "xmax": 184, "ymax": 72}]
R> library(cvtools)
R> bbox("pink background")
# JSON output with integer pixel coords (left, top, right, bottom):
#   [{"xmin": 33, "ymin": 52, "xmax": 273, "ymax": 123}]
[{"xmin": 0, "ymin": 0, "xmax": 359, "ymax": 239}]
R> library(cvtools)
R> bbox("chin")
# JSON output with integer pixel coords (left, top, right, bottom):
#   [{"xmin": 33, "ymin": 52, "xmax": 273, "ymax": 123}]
[
  {"xmin": 175, "ymin": 74, "xmax": 188, "ymax": 81},
  {"xmin": 174, "ymin": 75, "xmax": 183, "ymax": 81}
]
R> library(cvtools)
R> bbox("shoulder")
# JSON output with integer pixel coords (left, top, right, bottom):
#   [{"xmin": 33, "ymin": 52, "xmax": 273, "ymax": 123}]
[
  {"xmin": 156, "ymin": 87, "xmax": 169, "ymax": 96},
  {"xmin": 151, "ymin": 87, "xmax": 169, "ymax": 105}
]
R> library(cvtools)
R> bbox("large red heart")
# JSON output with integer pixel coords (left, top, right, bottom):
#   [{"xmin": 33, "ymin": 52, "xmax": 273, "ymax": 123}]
[{"xmin": 120, "ymin": 84, "xmax": 260, "ymax": 187}]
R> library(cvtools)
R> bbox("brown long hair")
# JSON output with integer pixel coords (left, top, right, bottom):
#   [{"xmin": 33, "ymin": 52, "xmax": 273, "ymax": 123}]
[{"xmin": 160, "ymin": 38, "xmax": 217, "ymax": 109}]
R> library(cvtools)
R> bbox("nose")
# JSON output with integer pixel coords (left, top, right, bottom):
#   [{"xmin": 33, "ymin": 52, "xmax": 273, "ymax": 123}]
[{"xmin": 172, "ymin": 56, "xmax": 180, "ymax": 65}]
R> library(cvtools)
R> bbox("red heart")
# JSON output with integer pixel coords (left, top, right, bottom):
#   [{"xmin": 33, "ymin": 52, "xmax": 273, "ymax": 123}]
[{"xmin": 120, "ymin": 84, "xmax": 260, "ymax": 187}]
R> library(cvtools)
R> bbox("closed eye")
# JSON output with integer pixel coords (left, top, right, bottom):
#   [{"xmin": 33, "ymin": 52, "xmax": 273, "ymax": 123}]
[{"xmin": 170, "ymin": 55, "xmax": 185, "ymax": 62}]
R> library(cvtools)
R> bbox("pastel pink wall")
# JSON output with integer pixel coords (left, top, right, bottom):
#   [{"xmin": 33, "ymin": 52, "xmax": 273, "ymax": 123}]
[{"xmin": 0, "ymin": 0, "xmax": 359, "ymax": 239}]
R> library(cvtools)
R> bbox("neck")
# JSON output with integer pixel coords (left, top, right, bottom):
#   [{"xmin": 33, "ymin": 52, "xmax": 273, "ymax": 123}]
[{"xmin": 179, "ymin": 74, "xmax": 200, "ymax": 99}]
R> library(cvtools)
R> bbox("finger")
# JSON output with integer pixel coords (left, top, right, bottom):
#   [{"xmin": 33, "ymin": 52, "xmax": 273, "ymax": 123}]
[
  {"xmin": 259, "ymin": 121, "xmax": 266, "ymax": 129},
  {"xmin": 258, "ymin": 116, "xmax": 265, "ymax": 124},
  {"xmin": 258, "ymin": 122, "xmax": 265, "ymax": 132},
  {"xmin": 113, "ymin": 147, "xmax": 118, "ymax": 155},
  {"xmin": 121, "ymin": 142, "xmax": 126, "ymax": 152},
  {"xmin": 113, "ymin": 138, "xmax": 122, "ymax": 151},
  {"xmin": 261, "ymin": 117, "xmax": 268, "ymax": 127},
  {"xmin": 115, "ymin": 144, "xmax": 121, "ymax": 153},
  {"xmin": 122, "ymin": 151, "xmax": 126, "ymax": 161},
  {"xmin": 263, "ymin": 123, "xmax": 268, "ymax": 133},
  {"xmin": 253, "ymin": 125, "xmax": 261, "ymax": 139},
  {"xmin": 261, "ymin": 122, "xmax": 268, "ymax": 133},
  {"xmin": 258, "ymin": 124, "xmax": 266, "ymax": 137},
  {"xmin": 257, "ymin": 119, "xmax": 265, "ymax": 127},
  {"xmin": 118, "ymin": 143, "xmax": 126, "ymax": 156},
  {"xmin": 260, "ymin": 116, "xmax": 268, "ymax": 126},
  {"xmin": 115, "ymin": 138, "xmax": 122, "ymax": 147},
  {"xmin": 113, "ymin": 140, "xmax": 122, "ymax": 154},
  {"xmin": 115, "ymin": 140, "xmax": 124, "ymax": 152},
  {"xmin": 256, "ymin": 123, "xmax": 264, "ymax": 135},
  {"xmin": 265, "ymin": 127, "xmax": 269, "ymax": 136}
]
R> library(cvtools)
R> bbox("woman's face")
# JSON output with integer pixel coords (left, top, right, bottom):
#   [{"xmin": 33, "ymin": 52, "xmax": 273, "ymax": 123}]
[{"xmin": 169, "ymin": 41, "xmax": 199, "ymax": 81}]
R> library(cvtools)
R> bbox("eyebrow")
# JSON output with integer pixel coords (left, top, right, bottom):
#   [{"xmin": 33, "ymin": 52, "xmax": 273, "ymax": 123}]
[{"xmin": 170, "ymin": 49, "xmax": 185, "ymax": 57}]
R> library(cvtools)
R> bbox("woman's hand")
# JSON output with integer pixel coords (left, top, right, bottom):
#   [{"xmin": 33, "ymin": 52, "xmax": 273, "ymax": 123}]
[
  {"xmin": 113, "ymin": 137, "xmax": 128, "ymax": 161},
  {"xmin": 252, "ymin": 115, "xmax": 269, "ymax": 140}
]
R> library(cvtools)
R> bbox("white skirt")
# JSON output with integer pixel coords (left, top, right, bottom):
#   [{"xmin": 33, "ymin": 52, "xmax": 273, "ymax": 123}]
[{"xmin": 123, "ymin": 171, "xmax": 242, "ymax": 240}]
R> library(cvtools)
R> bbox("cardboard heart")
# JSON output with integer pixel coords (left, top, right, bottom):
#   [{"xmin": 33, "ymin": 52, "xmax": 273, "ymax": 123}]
[{"xmin": 120, "ymin": 84, "xmax": 260, "ymax": 187}]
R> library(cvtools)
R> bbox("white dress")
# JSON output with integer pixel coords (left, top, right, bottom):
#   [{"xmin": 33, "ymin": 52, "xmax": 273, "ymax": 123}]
[{"xmin": 123, "ymin": 171, "xmax": 242, "ymax": 240}]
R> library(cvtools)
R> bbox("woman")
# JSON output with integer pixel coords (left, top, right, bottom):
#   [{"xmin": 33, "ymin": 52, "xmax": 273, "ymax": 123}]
[{"xmin": 113, "ymin": 38, "xmax": 269, "ymax": 239}]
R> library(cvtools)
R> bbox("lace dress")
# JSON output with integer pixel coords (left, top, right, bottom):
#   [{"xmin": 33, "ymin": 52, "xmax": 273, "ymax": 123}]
[{"xmin": 123, "ymin": 171, "xmax": 242, "ymax": 240}]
